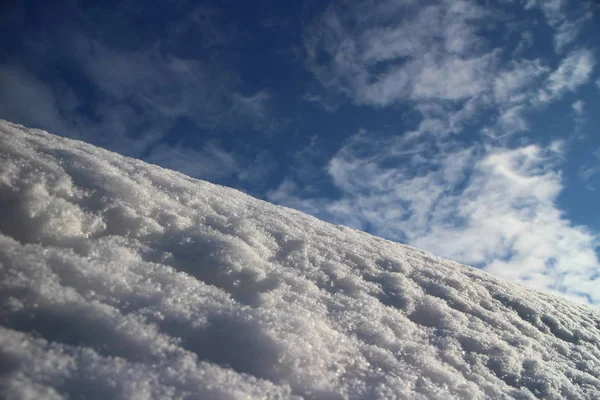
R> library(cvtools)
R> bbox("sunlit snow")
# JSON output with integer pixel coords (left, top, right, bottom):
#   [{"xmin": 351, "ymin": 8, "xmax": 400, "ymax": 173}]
[{"xmin": 1, "ymin": 120, "xmax": 599, "ymax": 399}]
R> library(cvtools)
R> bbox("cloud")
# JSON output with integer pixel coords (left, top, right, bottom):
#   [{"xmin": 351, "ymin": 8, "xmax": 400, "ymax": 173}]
[
  {"xmin": 571, "ymin": 99, "xmax": 587, "ymax": 132},
  {"xmin": 493, "ymin": 59, "xmax": 549, "ymax": 105},
  {"xmin": 56, "ymin": 38, "xmax": 276, "ymax": 144},
  {"xmin": 538, "ymin": 49, "xmax": 595, "ymax": 103},
  {"xmin": 524, "ymin": 0, "xmax": 592, "ymax": 53},
  {"xmin": 70, "ymin": 39, "xmax": 275, "ymax": 133},
  {"xmin": 485, "ymin": 49, "xmax": 595, "ymax": 137},
  {"xmin": 572, "ymin": 99, "xmax": 585, "ymax": 115},
  {"xmin": 524, "ymin": 0, "xmax": 567, "ymax": 23},
  {"xmin": 413, "ymin": 145, "xmax": 599, "ymax": 302},
  {"xmin": 0, "ymin": 64, "xmax": 70, "ymax": 137},
  {"xmin": 276, "ymin": 2, "xmax": 600, "ymax": 305},
  {"xmin": 145, "ymin": 140, "xmax": 276, "ymax": 192},
  {"xmin": 303, "ymin": 0, "xmax": 494, "ymax": 108},
  {"xmin": 271, "ymin": 129, "xmax": 600, "ymax": 304},
  {"xmin": 412, "ymin": 52, "xmax": 499, "ymax": 101},
  {"xmin": 578, "ymin": 146, "xmax": 600, "ymax": 191},
  {"xmin": 0, "ymin": 63, "xmax": 160, "ymax": 156},
  {"xmin": 0, "ymin": 1, "xmax": 284, "ymax": 193},
  {"xmin": 578, "ymin": 166, "xmax": 600, "ymax": 191},
  {"xmin": 513, "ymin": 31, "xmax": 535, "ymax": 56},
  {"xmin": 0, "ymin": 2, "xmax": 278, "ymax": 160},
  {"xmin": 304, "ymin": 0, "xmax": 595, "ymax": 139},
  {"xmin": 554, "ymin": 19, "xmax": 584, "ymax": 54},
  {"xmin": 145, "ymin": 142, "xmax": 239, "ymax": 182},
  {"xmin": 284, "ymin": 3, "xmax": 600, "ymax": 303}
]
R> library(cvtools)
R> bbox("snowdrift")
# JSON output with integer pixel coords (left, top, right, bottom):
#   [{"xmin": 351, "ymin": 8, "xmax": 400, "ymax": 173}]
[{"xmin": 0, "ymin": 119, "xmax": 599, "ymax": 399}]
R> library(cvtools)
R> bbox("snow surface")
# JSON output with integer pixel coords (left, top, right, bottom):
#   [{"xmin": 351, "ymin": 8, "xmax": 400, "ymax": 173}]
[{"xmin": 0, "ymin": 119, "xmax": 599, "ymax": 400}]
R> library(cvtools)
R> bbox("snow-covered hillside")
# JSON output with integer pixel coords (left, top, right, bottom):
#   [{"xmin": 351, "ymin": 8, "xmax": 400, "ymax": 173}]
[{"xmin": 0, "ymin": 119, "xmax": 599, "ymax": 399}]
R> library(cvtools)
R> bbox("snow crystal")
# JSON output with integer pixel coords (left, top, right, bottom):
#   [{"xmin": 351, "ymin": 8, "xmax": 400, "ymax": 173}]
[{"xmin": 1, "ymin": 119, "xmax": 599, "ymax": 399}]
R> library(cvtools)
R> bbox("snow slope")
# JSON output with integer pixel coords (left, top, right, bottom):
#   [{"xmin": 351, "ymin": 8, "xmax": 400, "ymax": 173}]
[{"xmin": 0, "ymin": 120, "xmax": 599, "ymax": 400}]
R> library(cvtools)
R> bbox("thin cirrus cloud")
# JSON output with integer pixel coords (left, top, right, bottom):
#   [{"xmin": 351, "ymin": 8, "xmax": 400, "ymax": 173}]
[
  {"xmin": 71, "ymin": 39, "xmax": 274, "ymax": 133},
  {"xmin": 538, "ymin": 49, "xmax": 595, "ymax": 103},
  {"xmin": 303, "ymin": 0, "xmax": 496, "ymax": 108},
  {"xmin": 270, "ymin": 131, "xmax": 600, "ymax": 304},
  {"xmin": 524, "ymin": 0, "xmax": 593, "ymax": 53},
  {"xmin": 145, "ymin": 140, "xmax": 276, "ymax": 188},
  {"xmin": 145, "ymin": 142, "xmax": 239, "ymax": 182},
  {"xmin": 0, "ymin": 2, "xmax": 275, "ymax": 174},
  {"xmin": 0, "ymin": 62, "xmax": 161, "ymax": 157},
  {"xmin": 270, "ymin": 0, "xmax": 600, "ymax": 303},
  {"xmin": 578, "ymin": 147, "xmax": 600, "ymax": 192}
]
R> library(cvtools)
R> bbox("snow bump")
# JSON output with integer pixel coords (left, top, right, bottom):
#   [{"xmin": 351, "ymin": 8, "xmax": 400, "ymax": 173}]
[{"xmin": 0, "ymin": 120, "xmax": 599, "ymax": 399}]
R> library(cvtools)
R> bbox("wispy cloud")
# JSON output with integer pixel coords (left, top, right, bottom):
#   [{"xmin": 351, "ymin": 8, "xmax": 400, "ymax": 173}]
[
  {"xmin": 572, "ymin": 100, "xmax": 585, "ymax": 115},
  {"xmin": 145, "ymin": 142, "xmax": 239, "ymax": 181},
  {"xmin": 0, "ymin": 1, "xmax": 278, "ymax": 172},
  {"xmin": 571, "ymin": 99, "xmax": 587, "ymax": 133},
  {"xmin": 538, "ymin": 49, "xmax": 595, "ymax": 103},
  {"xmin": 578, "ymin": 165, "xmax": 600, "ymax": 191},
  {"xmin": 304, "ymin": 0, "xmax": 595, "ymax": 138},
  {"xmin": 271, "ymin": 131, "xmax": 600, "ymax": 303},
  {"xmin": 279, "ymin": 0, "xmax": 600, "ymax": 303},
  {"xmin": 0, "ymin": 64, "xmax": 70, "ymax": 137},
  {"xmin": 578, "ymin": 146, "xmax": 600, "ymax": 191},
  {"xmin": 0, "ymin": 63, "xmax": 160, "ymax": 156},
  {"xmin": 304, "ymin": 0, "xmax": 494, "ymax": 108},
  {"xmin": 524, "ymin": 0, "xmax": 593, "ymax": 53}
]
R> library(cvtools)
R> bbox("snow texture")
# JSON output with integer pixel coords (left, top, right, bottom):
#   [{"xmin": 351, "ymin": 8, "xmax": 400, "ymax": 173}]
[{"xmin": 0, "ymin": 119, "xmax": 599, "ymax": 400}]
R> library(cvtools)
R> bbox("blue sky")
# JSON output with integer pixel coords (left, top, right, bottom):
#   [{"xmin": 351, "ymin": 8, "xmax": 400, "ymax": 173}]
[{"xmin": 1, "ymin": 0, "xmax": 599, "ymax": 303}]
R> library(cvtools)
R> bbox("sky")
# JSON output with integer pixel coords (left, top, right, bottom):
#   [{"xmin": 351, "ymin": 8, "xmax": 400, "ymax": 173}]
[{"xmin": 0, "ymin": 0, "xmax": 599, "ymax": 303}]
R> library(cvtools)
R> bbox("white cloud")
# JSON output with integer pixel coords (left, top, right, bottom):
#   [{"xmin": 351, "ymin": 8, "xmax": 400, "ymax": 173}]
[
  {"xmin": 578, "ymin": 146, "xmax": 600, "ymax": 191},
  {"xmin": 524, "ymin": 0, "xmax": 592, "ymax": 53},
  {"xmin": 578, "ymin": 166, "xmax": 600, "ymax": 191},
  {"xmin": 272, "ymin": 130, "xmax": 600, "ymax": 303},
  {"xmin": 571, "ymin": 99, "xmax": 587, "ymax": 133},
  {"xmin": 572, "ymin": 99, "xmax": 585, "ymax": 115},
  {"xmin": 284, "ymin": 2, "xmax": 600, "ymax": 304},
  {"xmin": 512, "ymin": 31, "xmax": 535, "ymax": 56},
  {"xmin": 145, "ymin": 141, "xmax": 275, "ymax": 190},
  {"xmin": 145, "ymin": 142, "xmax": 239, "ymax": 181},
  {"xmin": 0, "ymin": 64, "xmax": 70, "ymax": 136},
  {"xmin": 554, "ymin": 20, "xmax": 582, "ymax": 53},
  {"xmin": 480, "ymin": 49, "xmax": 595, "ymax": 137},
  {"xmin": 524, "ymin": 0, "xmax": 568, "ymax": 24},
  {"xmin": 413, "ymin": 146, "xmax": 599, "ymax": 297},
  {"xmin": 0, "ymin": 63, "xmax": 161, "ymax": 157},
  {"xmin": 303, "ymin": 0, "xmax": 598, "ymax": 151},
  {"xmin": 497, "ymin": 105, "xmax": 530, "ymax": 134},
  {"xmin": 71, "ymin": 39, "xmax": 273, "ymax": 133},
  {"xmin": 0, "ymin": 2, "xmax": 280, "ymax": 165},
  {"xmin": 539, "ymin": 49, "xmax": 595, "ymax": 102},
  {"xmin": 412, "ymin": 52, "xmax": 499, "ymax": 101},
  {"xmin": 304, "ymin": 0, "xmax": 494, "ymax": 108},
  {"xmin": 493, "ymin": 59, "xmax": 549, "ymax": 105}
]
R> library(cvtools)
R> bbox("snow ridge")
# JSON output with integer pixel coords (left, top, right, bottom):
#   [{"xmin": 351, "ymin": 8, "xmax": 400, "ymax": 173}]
[{"xmin": 0, "ymin": 120, "xmax": 599, "ymax": 399}]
